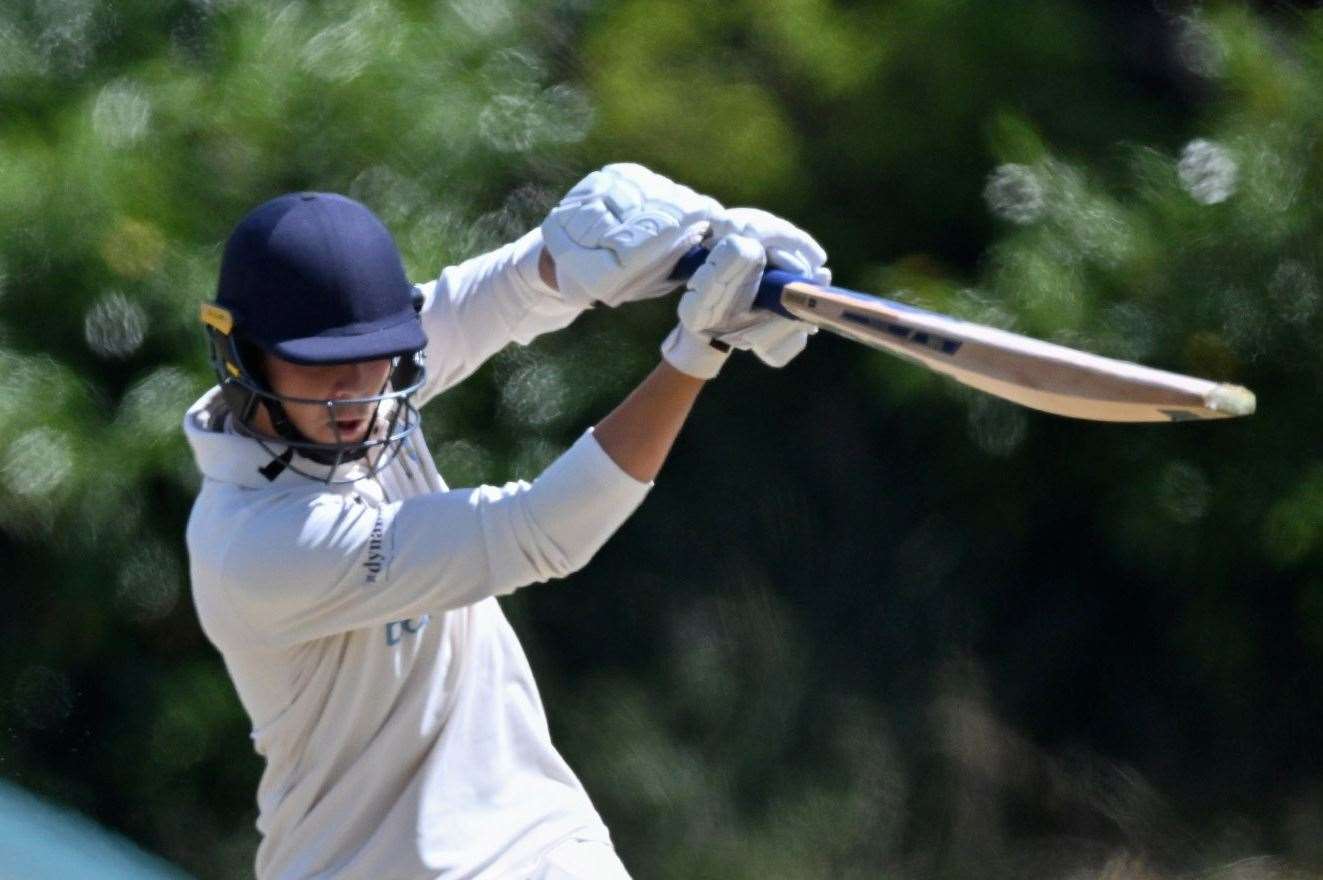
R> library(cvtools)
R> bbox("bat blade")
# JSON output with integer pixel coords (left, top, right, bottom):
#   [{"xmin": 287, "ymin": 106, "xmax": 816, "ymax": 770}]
[{"xmin": 779, "ymin": 281, "xmax": 1255, "ymax": 422}]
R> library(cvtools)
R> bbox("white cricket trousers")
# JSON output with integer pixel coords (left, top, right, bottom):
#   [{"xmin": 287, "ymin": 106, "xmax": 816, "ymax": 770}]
[{"xmin": 530, "ymin": 839, "xmax": 632, "ymax": 880}]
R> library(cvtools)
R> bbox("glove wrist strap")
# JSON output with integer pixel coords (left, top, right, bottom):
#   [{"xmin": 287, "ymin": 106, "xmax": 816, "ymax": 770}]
[{"xmin": 660, "ymin": 324, "xmax": 729, "ymax": 379}]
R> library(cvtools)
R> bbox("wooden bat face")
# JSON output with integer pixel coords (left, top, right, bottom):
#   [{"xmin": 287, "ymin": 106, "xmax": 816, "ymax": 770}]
[{"xmin": 778, "ymin": 281, "xmax": 1255, "ymax": 422}]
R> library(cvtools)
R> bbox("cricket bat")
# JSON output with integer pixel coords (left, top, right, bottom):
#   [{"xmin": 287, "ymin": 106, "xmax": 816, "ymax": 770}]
[{"xmin": 670, "ymin": 247, "xmax": 1255, "ymax": 422}]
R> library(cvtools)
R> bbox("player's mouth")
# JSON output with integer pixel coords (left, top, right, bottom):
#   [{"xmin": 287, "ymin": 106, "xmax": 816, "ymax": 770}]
[{"xmin": 332, "ymin": 416, "xmax": 369, "ymax": 439}]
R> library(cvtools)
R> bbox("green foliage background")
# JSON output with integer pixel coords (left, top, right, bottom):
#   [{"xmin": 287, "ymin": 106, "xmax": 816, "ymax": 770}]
[{"xmin": 1, "ymin": 1, "xmax": 1321, "ymax": 877}]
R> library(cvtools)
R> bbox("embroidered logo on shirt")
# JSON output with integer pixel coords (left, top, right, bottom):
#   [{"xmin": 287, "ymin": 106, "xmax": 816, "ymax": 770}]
[
  {"xmin": 363, "ymin": 510, "xmax": 392, "ymax": 584},
  {"xmin": 386, "ymin": 615, "xmax": 429, "ymax": 646}
]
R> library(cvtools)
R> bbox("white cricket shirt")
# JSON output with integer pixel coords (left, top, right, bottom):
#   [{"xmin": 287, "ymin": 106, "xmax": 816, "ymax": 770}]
[{"xmin": 184, "ymin": 231, "xmax": 650, "ymax": 879}]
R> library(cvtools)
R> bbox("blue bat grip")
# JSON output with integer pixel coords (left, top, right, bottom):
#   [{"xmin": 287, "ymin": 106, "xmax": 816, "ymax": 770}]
[{"xmin": 667, "ymin": 245, "xmax": 803, "ymax": 319}]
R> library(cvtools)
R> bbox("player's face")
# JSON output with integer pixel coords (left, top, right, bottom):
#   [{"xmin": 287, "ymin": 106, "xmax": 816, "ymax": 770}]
[{"xmin": 263, "ymin": 354, "xmax": 394, "ymax": 444}]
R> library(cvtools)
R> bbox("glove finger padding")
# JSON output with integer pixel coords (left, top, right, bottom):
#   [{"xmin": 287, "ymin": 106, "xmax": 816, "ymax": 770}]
[
  {"xmin": 600, "ymin": 207, "xmax": 685, "ymax": 268},
  {"xmin": 552, "ymin": 199, "xmax": 621, "ymax": 248},
  {"xmin": 557, "ymin": 165, "xmax": 642, "ymax": 213},
  {"xmin": 710, "ymin": 207, "xmax": 831, "ymax": 286},
  {"xmin": 543, "ymin": 164, "xmax": 723, "ymax": 308},
  {"xmin": 766, "ymin": 247, "xmax": 833, "ymax": 286},
  {"xmin": 678, "ymin": 234, "xmax": 765, "ymax": 333}
]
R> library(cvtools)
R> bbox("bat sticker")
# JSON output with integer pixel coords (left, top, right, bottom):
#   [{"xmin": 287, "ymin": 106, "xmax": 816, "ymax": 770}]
[{"xmin": 839, "ymin": 311, "xmax": 963, "ymax": 355}]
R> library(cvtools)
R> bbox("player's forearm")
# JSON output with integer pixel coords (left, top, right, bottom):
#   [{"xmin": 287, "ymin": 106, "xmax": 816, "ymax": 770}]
[
  {"xmin": 593, "ymin": 361, "xmax": 705, "ymax": 483},
  {"xmin": 539, "ymin": 245, "xmax": 558, "ymax": 289},
  {"xmin": 543, "ymin": 247, "xmax": 705, "ymax": 482}
]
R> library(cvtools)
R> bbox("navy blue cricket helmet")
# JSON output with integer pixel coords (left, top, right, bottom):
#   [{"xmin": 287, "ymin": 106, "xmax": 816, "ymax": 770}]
[{"xmin": 201, "ymin": 192, "xmax": 428, "ymax": 479}]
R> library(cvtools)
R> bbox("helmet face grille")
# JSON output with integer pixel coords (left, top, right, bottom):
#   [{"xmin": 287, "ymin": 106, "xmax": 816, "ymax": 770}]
[
  {"xmin": 241, "ymin": 390, "xmax": 424, "ymax": 484},
  {"xmin": 204, "ymin": 324, "xmax": 427, "ymax": 484}
]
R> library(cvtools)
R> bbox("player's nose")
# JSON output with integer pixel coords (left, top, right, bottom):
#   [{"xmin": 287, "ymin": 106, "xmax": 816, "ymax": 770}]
[{"xmin": 330, "ymin": 361, "xmax": 375, "ymax": 399}]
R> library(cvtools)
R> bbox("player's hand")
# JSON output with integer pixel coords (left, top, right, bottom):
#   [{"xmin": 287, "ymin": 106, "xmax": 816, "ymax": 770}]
[
  {"xmin": 540, "ymin": 163, "xmax": 723, "ymax": 309},
  {"xmin": 660, "ymin": 234, "xmax": 818, "ymax": 379},
  {"xmin": 709, "ymin": 207, "xmax": 832, "ymax": 288}
]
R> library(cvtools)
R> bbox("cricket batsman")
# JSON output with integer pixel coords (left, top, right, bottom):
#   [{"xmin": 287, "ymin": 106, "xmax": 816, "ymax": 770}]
[{"xmin": 184, "ymin": 164, "xmax": 830, "ymax": 879}]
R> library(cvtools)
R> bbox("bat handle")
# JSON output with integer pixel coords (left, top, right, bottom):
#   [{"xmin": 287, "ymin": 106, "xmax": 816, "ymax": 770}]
[{"xmin": 668, "ymin": 245, "xmax": 802, "ymax": 319}]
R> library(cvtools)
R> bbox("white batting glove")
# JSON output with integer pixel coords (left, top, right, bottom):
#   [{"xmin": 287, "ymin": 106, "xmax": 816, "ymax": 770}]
[
  {"xmin": 709, "ymin": 207, "xmax": 832, "ymax": 287},
  {"xmin": 660, "ymin": 234, "xmax": 817, "ymax": 379},
  {"xmin": 541, "ymin": 163, "xmax": 723, "ymax": 309}
]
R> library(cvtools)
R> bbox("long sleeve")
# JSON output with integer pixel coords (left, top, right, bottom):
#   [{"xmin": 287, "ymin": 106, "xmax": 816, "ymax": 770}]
[
  {"xmin": 413, "ymin": 229, "xmax": 583, "ymax": 407},
  {"xmin": 208, "ymin": 430, "xmax": 649, "ymax": 648}
]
